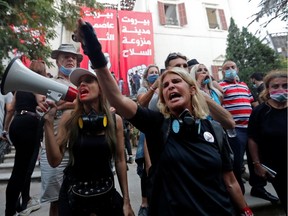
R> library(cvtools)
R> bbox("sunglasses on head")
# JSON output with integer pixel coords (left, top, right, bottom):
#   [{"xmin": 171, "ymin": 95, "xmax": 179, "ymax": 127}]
[{"xmin": 166, "ymin": 52, "xmax": 187, "ymax": 61}]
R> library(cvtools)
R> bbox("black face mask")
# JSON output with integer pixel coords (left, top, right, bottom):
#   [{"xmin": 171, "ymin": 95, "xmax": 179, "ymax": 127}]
[
  {"xmin": 171, "ymin": 109, "xmax": 198, "ymax": 138},
  {"xmin": 78, "ymin": 110, "xmax": 107, "ymax": 134}
]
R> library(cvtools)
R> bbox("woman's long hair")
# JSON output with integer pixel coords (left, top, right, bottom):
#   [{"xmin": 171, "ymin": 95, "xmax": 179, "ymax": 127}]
[
  {"xmin": 158, "ymin": 67, "xmax": 209, "ymax": 119},
  {"xmin": 58, "ymin": 78, "xmax": 117, "ymax": 166},
  {"xmin": 259, "ymin": 70, "xmax": 288, "ymax": 103},
  {"xmin": 190, "ymin": 64, "xmax": 222, "ymax": 99}
]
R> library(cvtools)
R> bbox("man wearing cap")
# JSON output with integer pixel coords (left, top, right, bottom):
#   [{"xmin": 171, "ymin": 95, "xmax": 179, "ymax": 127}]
[{"xmin": 39, "ymin": 44, "xmax": 83, "ymax": 216}]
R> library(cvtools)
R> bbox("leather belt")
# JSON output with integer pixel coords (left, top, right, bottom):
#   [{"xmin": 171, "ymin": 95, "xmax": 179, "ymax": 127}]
[{"xmin": 17, "ymin": 110, "xmax": 40, "ymax": 119}]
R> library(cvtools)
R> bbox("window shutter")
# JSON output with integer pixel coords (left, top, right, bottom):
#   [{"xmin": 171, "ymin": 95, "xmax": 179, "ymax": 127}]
[
  {"xmin": 158, "ymin": 1, "xmax": 166, "ymax": 25},
  {"xmin": 178, "ymin": 3, "xmax": 187, "ymax": 26},
  {"xmin": 218, "ymin": 9, "xmax": 227, "ymax": 30},
  {"xmin": 211, "ymin": 65, "xmax": 221, "ymax": 81}
]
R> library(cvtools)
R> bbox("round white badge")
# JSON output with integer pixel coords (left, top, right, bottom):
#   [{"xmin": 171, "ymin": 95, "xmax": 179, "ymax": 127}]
[{"xmin": 203, "ymin": 131, "xmax": 214, "ymax": 143}]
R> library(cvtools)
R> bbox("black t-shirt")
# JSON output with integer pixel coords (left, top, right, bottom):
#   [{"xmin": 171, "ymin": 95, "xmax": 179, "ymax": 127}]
[
  {"xmin": 248, "ymin": 102, "xmax": 287, "ymax": 172},
  {"xmin": 129, "ymin": 106, "xmax": 235, "ymax": 216}
]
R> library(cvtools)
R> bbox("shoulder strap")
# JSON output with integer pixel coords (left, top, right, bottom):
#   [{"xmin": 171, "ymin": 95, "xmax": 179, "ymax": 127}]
[
  {"xmin": 209, "ymin": 120, "xmax": 224, "ymax": 152},
  {"xmin": 161, "ymin": 117, "xmax": 171, "ymax": 145}
]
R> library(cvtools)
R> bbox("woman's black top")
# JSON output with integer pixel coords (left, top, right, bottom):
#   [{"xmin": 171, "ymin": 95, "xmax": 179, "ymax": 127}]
[
  {"xmin": 15, "ymin": 91, "xmax": 38, "ymax": 113},
  {"xmin": 129, "ymin": 106, "xmax": 235, "ymax": 216},
  {"xmin": 66, "ymin": 132, "xmax": 114, "ymax": 182}
]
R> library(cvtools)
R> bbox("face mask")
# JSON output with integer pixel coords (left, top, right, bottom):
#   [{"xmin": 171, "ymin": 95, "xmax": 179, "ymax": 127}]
[
  {"xmin": 202, "ymin": 78, "xmax": 210, "ymax": 85},
  {"xmin": 270, "ymin": 90, "xmax": 288, "ymax": 103},
  {"xmin": 252, "ymin": 84, "xmax": 257, "ymax": 88},
  {"xmin": 147, "ymin": 74, "xmax": 159, "ymax": 84},
  {"xmin": 225, "ymin": 69, "xmax": 237, "ymax": 81},
  {"xmin": 59, "ymin": 66, "xmax": 75, "ymax": 76}
]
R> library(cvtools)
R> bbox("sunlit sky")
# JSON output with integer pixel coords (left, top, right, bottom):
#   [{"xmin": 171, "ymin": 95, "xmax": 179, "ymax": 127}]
[{"xmin": 230, "ymin": 0, "xmax": 287, "ymax": 37}]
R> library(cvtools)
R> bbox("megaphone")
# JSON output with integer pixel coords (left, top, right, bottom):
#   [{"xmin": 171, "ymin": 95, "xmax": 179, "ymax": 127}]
[{"xmin": 1, "ymin": 57, "xmax": 77, "ymax": 102}]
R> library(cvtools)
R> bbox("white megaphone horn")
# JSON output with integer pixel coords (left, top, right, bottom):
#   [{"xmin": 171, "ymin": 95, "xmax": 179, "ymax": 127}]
[{"xmin": 1, "ymin": 57, "xmax": 77, "ymax": 102}]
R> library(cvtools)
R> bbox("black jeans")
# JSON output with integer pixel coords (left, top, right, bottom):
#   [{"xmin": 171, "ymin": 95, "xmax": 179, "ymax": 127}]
[{"xmin": 5, "ymin": 115, "xmax": 41, "ymax": 216}]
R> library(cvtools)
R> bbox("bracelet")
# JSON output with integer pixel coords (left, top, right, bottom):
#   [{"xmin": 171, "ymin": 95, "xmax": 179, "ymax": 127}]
[
  {"xmin": 241, "ymin": 206, "xmax": 253, "ymax": 216},
  {"xmin": 252, "ymin": 161, "xmax": 260, "ymax": 165},
  {"xmin": 150, "ymin": 86, "xmax": 156, "ymax": 91}
]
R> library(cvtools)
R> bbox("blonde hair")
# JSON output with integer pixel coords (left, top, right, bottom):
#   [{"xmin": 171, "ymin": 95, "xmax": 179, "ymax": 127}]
[
  {"xmin": 259, "ymin": 70, "xmax": 288, "ymax": 103},
  {"xmin": 158, "ymin": 67, "xmax": 209, "ymax": 119},
  {"xmin": 190, "ymin": 64, "xmax": 222, "ymax": 98},
  {"xmin": 58, "ymin": 78, "xmax": 117, "ymax": 165}
]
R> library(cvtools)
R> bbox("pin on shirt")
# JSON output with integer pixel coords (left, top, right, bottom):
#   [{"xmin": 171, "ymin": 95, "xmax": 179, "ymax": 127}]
[{"xmin": 203, "ymin": 131, "xmax": 214, "ymax": 143}]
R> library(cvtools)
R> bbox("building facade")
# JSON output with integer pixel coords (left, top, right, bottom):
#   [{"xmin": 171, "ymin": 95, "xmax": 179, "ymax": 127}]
[{"xmin": 50, "ymin": 0, "xmax": 244, "ymax": 80}]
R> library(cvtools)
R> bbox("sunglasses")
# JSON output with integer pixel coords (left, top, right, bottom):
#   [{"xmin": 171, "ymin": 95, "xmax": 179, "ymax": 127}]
[
  {"xmin": 165, "ymin": 52, "xmax": 188, "ymax": 68},
  {"xmin": 77, "ymin": 76, "xmax": 97, "ymax": 86},
  {"xmin": 166, "ymin": 52, "xmax": 187, "ymax": 62}
]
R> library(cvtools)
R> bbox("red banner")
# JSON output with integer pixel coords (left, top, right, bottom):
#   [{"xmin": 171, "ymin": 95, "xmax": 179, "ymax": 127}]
[
  {"xmin": 80, "ymin": 9, "xmax": 154, "ymax": 96},
  {"xmin": 118, "ymin": 11, "xmax": 154, "ymax": 96},
  {"xmin": 80, "ymin": 8, "xmax": 119, "ymax": 78}
]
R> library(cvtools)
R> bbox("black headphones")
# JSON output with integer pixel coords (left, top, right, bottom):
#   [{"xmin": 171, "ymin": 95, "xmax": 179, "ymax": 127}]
[
  {"xmin": 171, "ymin": 109, "xmax": 199, "ymax": 137},
  {"xmin": 78, "ymin": 110, "xmax": 107, "ymax": 133}
]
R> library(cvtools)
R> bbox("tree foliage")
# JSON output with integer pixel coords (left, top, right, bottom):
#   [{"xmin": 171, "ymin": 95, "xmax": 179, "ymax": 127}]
[
  {"xmin": 0, "ymin": 0, "xmax": 103, "ymax": 74},
  {"xmin": 248, "ymin": 0, "xmax": 288, "ymax": 28},
  {"xmin": 226, "ymin": 18, "xmax": 281, "ymax": 84}
]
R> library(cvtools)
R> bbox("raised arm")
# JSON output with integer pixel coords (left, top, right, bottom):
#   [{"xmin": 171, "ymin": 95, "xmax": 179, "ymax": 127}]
[
  {"xmin": 203, "ymin": 94, "xmax": 235, "ymax": 129},
  {"xmin": 42, "ymin": 101, "xmax": 67, "ymax": 167},
  {"xmin": 75, "ymin": 19, "xmax": 137, "ymax": 119}
]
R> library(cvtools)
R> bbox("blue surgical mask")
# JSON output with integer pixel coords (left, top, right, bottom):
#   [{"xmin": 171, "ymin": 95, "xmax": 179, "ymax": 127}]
[
  {"xmin": 147, "ymin": 74, "xmax": 159, "ymax": 84},
  {"xmin": 225, "ymin": 69, "xmax": 237, "ymax": 81},
  {"xmin": 59, "ymin": 66, "xmax": 75, "ymax": 76},
  {"xmin": 202, "ymin": 78, "xmax": 210, "ymax": 85}
]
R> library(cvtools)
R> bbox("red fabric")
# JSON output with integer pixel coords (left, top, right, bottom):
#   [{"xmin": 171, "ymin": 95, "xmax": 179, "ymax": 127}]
[{"xmin": 80, "ymin": 8, "xmax": 154, "ymax": 96}]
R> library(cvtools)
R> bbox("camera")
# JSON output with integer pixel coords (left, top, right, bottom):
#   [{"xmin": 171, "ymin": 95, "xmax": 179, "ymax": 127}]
[{"xmin": 72, "ymin": 34, "xmax": 79, "ymax": 42}]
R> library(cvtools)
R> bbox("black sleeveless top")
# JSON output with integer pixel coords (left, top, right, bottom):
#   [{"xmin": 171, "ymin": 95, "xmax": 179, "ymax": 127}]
[
  {"xmin": 66, "ymin": 132, "xmax": 114, "ymax": 181},
  {"xmin": 15, "ymin": 91, "xmax": 38, "ymax": 112}
]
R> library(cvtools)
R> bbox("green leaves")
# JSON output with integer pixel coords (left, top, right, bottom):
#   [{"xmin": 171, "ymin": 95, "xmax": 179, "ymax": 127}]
[
  {"xmin": 225, "ymin": 18, "xmax": 281, "ymax": 85},
  {"xmin": 0, "ymin": 0, "xmax": 103, "ymax": 75}
]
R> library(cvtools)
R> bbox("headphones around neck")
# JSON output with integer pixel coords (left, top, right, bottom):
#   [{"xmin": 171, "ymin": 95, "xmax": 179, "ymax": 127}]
[
  {"xmin": 78, "ymin": 110, "xmax": 107, "ymax": 133},
  {"xmin": 171, "ymin": 109, "xmax": 198, "ymax": 136}
]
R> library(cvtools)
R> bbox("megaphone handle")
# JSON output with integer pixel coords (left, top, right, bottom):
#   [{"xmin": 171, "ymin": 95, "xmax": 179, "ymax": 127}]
[{"xmin": 47, "ymin": 90, "xmax": 63, "ymax": 102}]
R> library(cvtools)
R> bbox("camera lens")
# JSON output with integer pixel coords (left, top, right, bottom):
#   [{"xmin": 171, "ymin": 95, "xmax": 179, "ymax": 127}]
[{"xmin": 72, "ymin": 34, "xmax": 78, "ymax": 42}]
